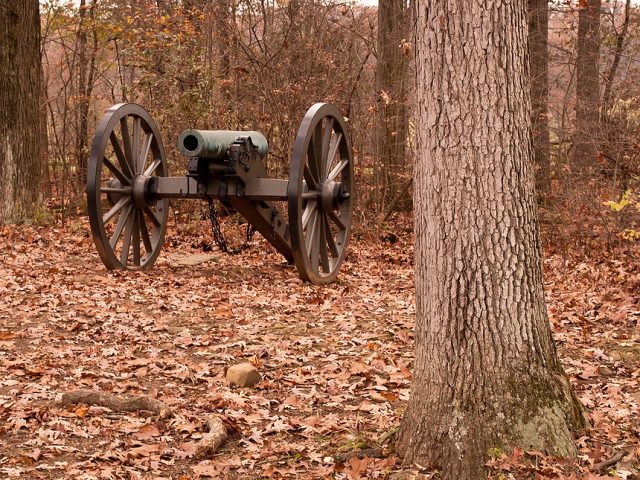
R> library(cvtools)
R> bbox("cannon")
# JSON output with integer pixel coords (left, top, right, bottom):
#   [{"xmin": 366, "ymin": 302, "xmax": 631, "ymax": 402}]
[{"xmin": 86, "ymin": 103, "xmax": 353, "ymax": 284}]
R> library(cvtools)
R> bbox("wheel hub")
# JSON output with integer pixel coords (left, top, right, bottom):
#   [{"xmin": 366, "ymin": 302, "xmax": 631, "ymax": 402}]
[
  {"xmin": 132, "ymin": 175, "xmax": 150, "ymax": 207},
  {"xmin": 320, "ymin": 180, "xmax": 349, "ymax": 212}
]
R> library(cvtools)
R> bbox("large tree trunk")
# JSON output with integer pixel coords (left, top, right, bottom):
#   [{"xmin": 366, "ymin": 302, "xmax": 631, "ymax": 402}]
[
  {"xmin": 0, "ymin": 0, "xmax": 42, "ymax": 223},
  {"xmin": 398, "ymin": 1, "xmax": 585, "ymax": 478},
  {"xmin": 528, "ymin": 0, "xmax": 551, "ymax": 199},
  {"xmin": 573, "ymin": 0, "xmax": 601, "ymax": 170},
  {"xmin": 375, "ymin": 0, "xmax": 409, "ymax": 214}
]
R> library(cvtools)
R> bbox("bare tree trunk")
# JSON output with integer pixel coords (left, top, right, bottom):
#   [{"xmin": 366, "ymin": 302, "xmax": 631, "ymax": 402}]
[
  {"xmin": 601, "ymin": 0, "xmax": 631, "ymax": 115},
  {"xmin": 528, "ymin": 0, "xmax": 551, "ymax": 200},
  {"xmin": 376, "ymin": 0, "xmax": 408, "ymax": 214},
  {"xmin": 217, "ymin": 0, "xmax": 232, "ymax": 81},
  {"xmin": 75, "ymin": 0, "xmax": 98, "ymax": 184},
  {"xmin": 0, "ymin": 0, "xmax": 43, "ymax": 223},
  {"xmin": 40, "ymin": 59, "xmax": 50, "ymax": 196},
  {"xmin": 398, "ymin": 1, "xmax": 585, "ymax": 478},
  {"xmin": 574, "ymin": 0, "xmax": 601, "ymax": 171},
  {"xmin": 600, "ymin": 0, "xmax": 632, "ymax": 191}
]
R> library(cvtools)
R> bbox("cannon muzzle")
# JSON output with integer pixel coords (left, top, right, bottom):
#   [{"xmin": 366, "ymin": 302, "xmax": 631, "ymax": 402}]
[{"xmin": 178, "ymin": 129, "xmax": 268, "ymax": 159}]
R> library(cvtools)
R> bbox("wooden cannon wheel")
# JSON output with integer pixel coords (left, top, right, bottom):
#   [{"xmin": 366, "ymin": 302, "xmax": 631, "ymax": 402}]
[
  {"xmin": 86, "ymin": 103, "xmax": 169, "ymax": 270},
  {"xmin": 287, "ymin": 103, "xmax": 354, "ymax": 284}
]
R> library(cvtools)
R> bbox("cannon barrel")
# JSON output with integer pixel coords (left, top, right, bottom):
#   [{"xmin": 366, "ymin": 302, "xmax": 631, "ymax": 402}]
[{"xmin": 178, "ymin": 129, "xmax": 268, "ymax": 159}]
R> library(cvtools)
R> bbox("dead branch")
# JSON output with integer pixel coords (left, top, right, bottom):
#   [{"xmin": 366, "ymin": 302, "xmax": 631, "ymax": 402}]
[
  {"xmin": 334, "ymin": 447, "xmax": 385, "ymax": 463},
  {"xmin": 381, "ymin": 177, "xmax": 413, "ymax": 224},
  {"xmin": 592, "ymin": 449, "xmax": 629, "ymax": 472},
  {"xmin": 61, "ymin": 389, "xmax": 172, "ymax": 419},
  {"xmin": 195, "ymin": 415, "xmax": 228, "ymax": 459}
]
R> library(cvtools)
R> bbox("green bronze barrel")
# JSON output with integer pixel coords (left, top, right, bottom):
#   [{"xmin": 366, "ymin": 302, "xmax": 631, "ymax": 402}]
[{"xmin": 178, "ymin": 129, "xmax": 268, "ymax": 159}]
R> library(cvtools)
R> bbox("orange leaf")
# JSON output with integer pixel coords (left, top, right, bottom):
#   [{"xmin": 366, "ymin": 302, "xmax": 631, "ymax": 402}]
[{"xmin": 75, "ymin": 406, "xmax": 89, "ymax": 418}]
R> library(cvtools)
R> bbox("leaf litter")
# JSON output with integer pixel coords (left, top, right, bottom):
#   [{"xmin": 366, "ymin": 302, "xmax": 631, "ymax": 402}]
[{"xmin": 0, "ymin": 217, "xmax": 638, "ymax": 479}]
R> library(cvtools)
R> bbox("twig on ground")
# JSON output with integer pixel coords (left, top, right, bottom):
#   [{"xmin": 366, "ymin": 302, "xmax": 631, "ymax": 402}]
[
  {"xmin": 334, "ymin": 447, "xmax": 385, "ymax": 463},
  {"xmin": 195, "ymin": 415, "xmax": 228, "ymax": 459},
  {"xmin": 592, "ymin": 449, "xmax": 629, "ymax": 472},
  {"xmin": 60, "ymin": 389, "xmax": 172, "ymax": 419}
]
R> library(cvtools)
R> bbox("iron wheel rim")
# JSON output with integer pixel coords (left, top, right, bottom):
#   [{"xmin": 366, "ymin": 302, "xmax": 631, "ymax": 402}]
[
  {"xmin": 86, "ymin": 103, "xmax": 169, "ymax": 270},
  {"xmin": 287, "ymin": 103, "xmax": 354, "ymax": 284}
]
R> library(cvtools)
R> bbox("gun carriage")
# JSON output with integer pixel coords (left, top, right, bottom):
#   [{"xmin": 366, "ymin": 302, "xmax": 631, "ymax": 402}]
[{"xmin": 86, "ymin": 103, "xmax": 353, "ymax": 284}]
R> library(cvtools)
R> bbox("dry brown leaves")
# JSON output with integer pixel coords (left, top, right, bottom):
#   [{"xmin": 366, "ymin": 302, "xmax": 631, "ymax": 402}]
[
  {"xmin": 0, "ymin": 218, "xmax": 413, "ymax": 479},
  {"xmin": 0, "ymin": 217, "xmax": 638, "ymax": 479}
]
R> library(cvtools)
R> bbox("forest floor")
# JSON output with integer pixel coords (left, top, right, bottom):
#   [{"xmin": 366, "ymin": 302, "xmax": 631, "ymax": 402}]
[{"xmin": 0, "ymin": 213, "xmax": 639, "ymax": 480}]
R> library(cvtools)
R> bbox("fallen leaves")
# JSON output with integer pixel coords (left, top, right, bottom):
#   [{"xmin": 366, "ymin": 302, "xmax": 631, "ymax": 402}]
[
  {"xmin": 1, "ymin": 219, "xmax": 639, "ymax": 478},
  {"xmin": 0, "ymin": 220, "xmax": 414, "ymax": 479}
]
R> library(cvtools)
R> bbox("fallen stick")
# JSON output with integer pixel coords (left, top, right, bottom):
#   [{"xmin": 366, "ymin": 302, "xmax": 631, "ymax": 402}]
[
  {"xmin": 61, "ymin": 389, "xmax": 172, "ymax": 419},
  {"xmin": 195, "ymin": 416, "xmax": 227, "ymax": 459},
  {"xmin": 592, "ymin": 449, "xmax": 629, "ymax": 472},
  {"xmin": 334, "ymin": 448, "xmax": 385, "ymax": 463}
]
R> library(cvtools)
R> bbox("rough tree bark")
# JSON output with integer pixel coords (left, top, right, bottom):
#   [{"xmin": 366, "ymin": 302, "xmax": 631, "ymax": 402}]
[
  {"xmin": 397, "ymin": 1, "xmax": 585, "ymax": 478},
  {"xmin": 0, "ymin": 0, "xmax": 42, "ymax": 223},
  {"xmin": 376, "ymin": 0, "xmax": 409, "ymax": 214},
  {"xmin": 574, "ymin": 0, "xmax": 601, "ymax": 170},
  {"xmin": 528, "ymin": 0, "xmax": 551, "ymax": 199}
]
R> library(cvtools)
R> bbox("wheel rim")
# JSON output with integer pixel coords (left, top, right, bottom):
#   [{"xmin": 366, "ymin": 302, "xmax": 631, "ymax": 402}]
[
  {"xmin": 87, "ymin": 103, "xmax": 168, "ymax": 270},
  {"xmin": 288, "ymin": 103, "xmax": 354, "ymax": 284}
]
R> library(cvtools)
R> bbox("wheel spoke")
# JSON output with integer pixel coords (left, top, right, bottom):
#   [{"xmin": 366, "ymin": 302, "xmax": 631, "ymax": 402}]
[
  {"xmin": 109, "ymin": 203, "xmax": 132, "ymax": 248},
  {"xmin": 328, "ymin": 159, "xmax": 348, "ymax": 182},
  {"xmin": 321, "ymin": 118, "xmax": 333, "ymax": 180},
  {"xmin": 132, "ymin": 117, "xmax": 142, "ymax": 174},
  {"xmin": 328, "ymin": 209, "xmax": 346, "ymax": 231},
  {"xmin": 144, "ymin": 206, "xmax": 161, "ymax": 228},
  {"xmin": 140, "ymin": 213, "xmax": 153, "ymax": 253},
  {"xmin": 110, "ymin": 132, "xmax": 134, "ymax": 179},
  {"xmin": 143, "ymin": 158, "xmax": 161, "ymax": 177},
  {"xmin": 310, "ymin": 123, "xmax": 323, "ymax": 182},
  {"xmin": 120, "ymin": 117, "xmax": 134, "ymax": 174},
  {"xmin": 310, "ymin": 213, "xmax": 321, "ymax": 272},
  {"xmin": 140, "ymin": 132, "xmax": 153, "ymax": 173},
  {"xmin": 319, "ymin": 216, "xmax": 330, "ymax": 273},
  {"xmin": 131, "ymin": 209, "xmax": 141, "ymax": 266},
  {"xmin": 304, "ymin": 164, "xmax": 318, "ymax": 190},
  {"xmin": 323, "ymin": 214, "xmax": 339, "ymax": 257},
  {"xmin": 305, "ymin": 208, "xmax": 319, "ymax": 257},
  {"xmin": 120, "ymin": 210, "xmax": 134, "ymax": 265},
  {"xmin": 325, "ymin": 132, "xmax": 342, "ymax": 178},
  {"xmin": 103, "ymin": 156, "xmax": 131, "ymax": 186},
  {"xmin": 302, "ymin": 201, "xmax": 317, "ymax": 230},
  {"xmin": 103, "ymin": 196, "xmax": 131, "ymax": 224}
]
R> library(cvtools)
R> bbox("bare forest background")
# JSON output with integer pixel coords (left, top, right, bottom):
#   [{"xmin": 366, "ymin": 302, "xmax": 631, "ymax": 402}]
[{"xmin": 28, "ymin": 0, "xmax": 640, "ymax": 249}]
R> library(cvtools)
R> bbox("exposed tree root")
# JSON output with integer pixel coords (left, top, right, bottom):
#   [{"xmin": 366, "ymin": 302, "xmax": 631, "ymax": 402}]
[
  {"xmin": 195, "ymin": 415, "xmax": 228, "ymax": 459},
  {"xmin": 60, "ymin": 389, "xmax": 172, "ymax": 419}
]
